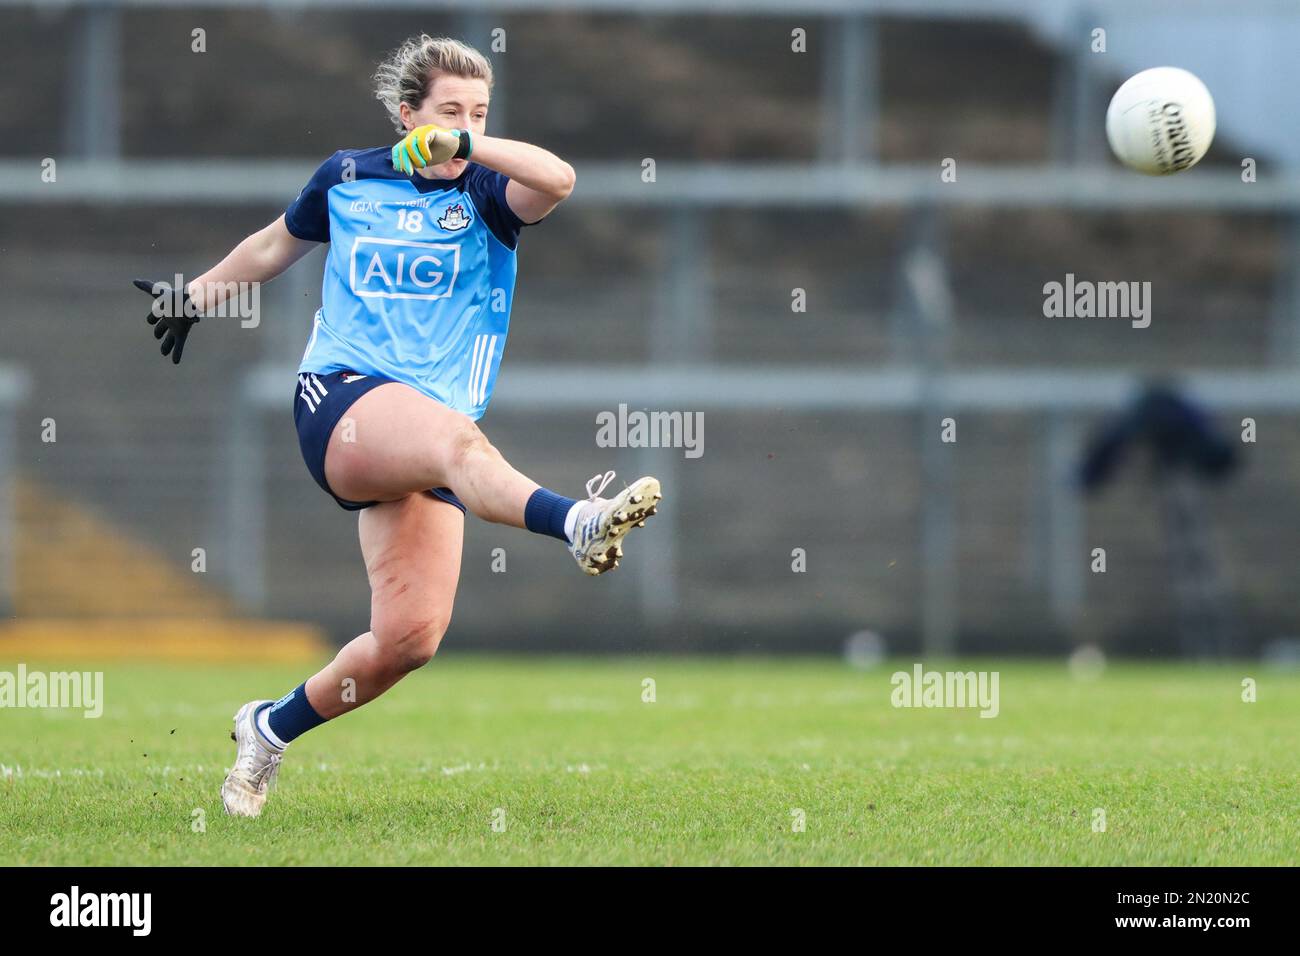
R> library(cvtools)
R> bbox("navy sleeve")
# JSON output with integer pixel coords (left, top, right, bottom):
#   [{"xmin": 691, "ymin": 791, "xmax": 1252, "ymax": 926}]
[
  {"xmin": 464, "ymin": 163, "xmax": 529, "ymax": 250},
  {"xmin": 284, "ymin": 151, "xmax": 344, "ymax": 243}
]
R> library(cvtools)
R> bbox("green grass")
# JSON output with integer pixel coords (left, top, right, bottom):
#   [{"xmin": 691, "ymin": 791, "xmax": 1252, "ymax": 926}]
[{"xmin": 1, "ymin": 656, "xmax": 1296, "ymax": 865}]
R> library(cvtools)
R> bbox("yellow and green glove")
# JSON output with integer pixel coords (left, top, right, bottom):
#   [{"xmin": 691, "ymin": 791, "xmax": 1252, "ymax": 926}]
[{"xmin": 391, "ymin": 124, "xmax": 473, "ymax": 174}]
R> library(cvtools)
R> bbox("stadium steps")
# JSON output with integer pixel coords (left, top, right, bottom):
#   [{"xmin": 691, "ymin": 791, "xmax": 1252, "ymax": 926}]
[
  {"xmin": 13, "ymin": 478, "xmax": 230, "ymax": 617},
  {"xmin": 0, "ymin": 618, "xmax": 326, "ymax": 663},
  {"xmin": 1, "ymin": 479, "xmax": 327, "ymax": 662}
]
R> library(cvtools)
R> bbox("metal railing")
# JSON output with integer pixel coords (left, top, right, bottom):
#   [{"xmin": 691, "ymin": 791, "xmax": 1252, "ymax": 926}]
[
  {"xmin": 0, "ymin": 367, "xmax": 32, "ymax": 616},
  {"xmin": 224, "ymin": 360, "xmax": 1300, "ymax": 654}
]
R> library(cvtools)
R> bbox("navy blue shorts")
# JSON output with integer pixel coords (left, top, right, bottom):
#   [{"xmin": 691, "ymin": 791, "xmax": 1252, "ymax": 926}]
[{"xmin": 293, "ymin": 370, "xmax": 466, "ymax": 514}]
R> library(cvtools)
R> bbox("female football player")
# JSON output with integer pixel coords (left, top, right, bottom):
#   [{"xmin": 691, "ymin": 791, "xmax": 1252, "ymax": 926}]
[{"xmin": 134, "ymin": 35, "xmax": 661, "ymax": 817}]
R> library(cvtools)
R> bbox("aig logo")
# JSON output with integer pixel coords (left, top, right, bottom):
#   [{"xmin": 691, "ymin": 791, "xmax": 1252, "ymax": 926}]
[{"xmin": 349, "ymin": 237, "xmax": 460, "ymax": 301}]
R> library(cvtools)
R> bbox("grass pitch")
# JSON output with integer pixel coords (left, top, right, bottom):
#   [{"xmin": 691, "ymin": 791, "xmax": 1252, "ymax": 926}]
[{"xmin": 1, "ymin": 656, "xmax": 1296, "ymax": 865}]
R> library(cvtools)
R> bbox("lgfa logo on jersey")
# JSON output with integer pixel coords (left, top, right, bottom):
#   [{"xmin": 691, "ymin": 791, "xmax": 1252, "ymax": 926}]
[{"xmin": 437, "ymin": 202, "xmax": 472, "ymax": 231}]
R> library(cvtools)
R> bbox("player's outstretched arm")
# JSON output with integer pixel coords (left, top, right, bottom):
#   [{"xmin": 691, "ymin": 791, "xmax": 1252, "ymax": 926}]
[
  {"xmin": 133, "ymin": 215, "xmax": 319, "ymax": 364},
  {"xmin": 187, "ymin": 215, "xmax": 320, "ymax": 309}
]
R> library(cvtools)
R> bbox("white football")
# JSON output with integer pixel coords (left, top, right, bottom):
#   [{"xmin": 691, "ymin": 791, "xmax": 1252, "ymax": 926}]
[{"xmin": 1105, "ymin": 67, "xmax": 1216, "ymax": 175}]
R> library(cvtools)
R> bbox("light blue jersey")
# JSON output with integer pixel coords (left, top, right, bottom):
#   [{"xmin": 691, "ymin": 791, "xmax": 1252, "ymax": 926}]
[{"xmin": 285, "ymin": 147, "xmax": 531, "ymax": 419}]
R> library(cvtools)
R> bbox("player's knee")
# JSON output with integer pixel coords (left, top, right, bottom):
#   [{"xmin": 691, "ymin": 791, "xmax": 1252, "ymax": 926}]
[
  {"xmin": 446, "ymin": 417, "xmax": 494, "ymax": 471},
  {"xmin": 373, "ymin": 613, "xmax": 450, "ymax": 674}
]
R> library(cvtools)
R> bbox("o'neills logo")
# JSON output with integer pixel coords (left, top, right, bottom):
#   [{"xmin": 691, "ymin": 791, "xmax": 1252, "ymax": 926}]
[
  {"xmin": 1152, "ymin": 100, "xmax": 1197, "ymax": 173},
  {"xmin": 49, "ymin": 886, "xmax": 151, "ymax": 936}
]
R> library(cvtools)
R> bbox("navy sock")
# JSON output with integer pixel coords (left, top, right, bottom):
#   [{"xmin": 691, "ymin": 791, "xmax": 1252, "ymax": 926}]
[
  {"xmin": 524, "ymin": 488, "xmax": 578, "ymax": 542},
  {"xmin": 259, "ymin": 683, "xmax": 326, "ymax": 746}
]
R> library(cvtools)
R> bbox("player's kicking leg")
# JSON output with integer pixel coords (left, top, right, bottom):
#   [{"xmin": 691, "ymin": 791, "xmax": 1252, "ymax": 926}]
[{"xmin": 324, "ymin": 380, "xmax": 662, "ymax": 575}]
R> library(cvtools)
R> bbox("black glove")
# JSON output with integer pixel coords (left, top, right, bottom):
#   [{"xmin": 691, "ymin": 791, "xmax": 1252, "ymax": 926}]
[{"xmin": 133, "ymin": 278, "xmax": 200, "ymax": 365}]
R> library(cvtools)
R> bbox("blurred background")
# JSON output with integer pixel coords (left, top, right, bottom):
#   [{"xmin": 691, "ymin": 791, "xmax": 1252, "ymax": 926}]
[{"xmin": 2, "ymin": 0, "xmax": 1300, "ymax": 660}]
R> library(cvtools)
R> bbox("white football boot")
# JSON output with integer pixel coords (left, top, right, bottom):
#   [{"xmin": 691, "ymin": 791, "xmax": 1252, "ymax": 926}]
[
  {"xmin": 221, "ymin": 700, "xmax": 284, "ymax": 818},
  {"xmin": 569, "ymin": 471, "xmax": 662, "ymax": 576}
]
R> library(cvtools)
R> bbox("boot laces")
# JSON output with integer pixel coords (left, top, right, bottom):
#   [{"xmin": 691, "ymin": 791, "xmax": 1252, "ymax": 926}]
[{"xmin": 585, "ymin": 470, "xmax": 616, "ymax": 501}]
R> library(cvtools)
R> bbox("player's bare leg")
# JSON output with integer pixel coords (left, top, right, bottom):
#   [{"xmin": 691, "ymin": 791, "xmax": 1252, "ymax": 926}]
[
  {"xmin": 308, "ymin": 492, "xmax": 463, "ymax": 717},
  {"xmin": 222, "ymin": 493, "xmax": 463, "ymax": 817},
  {"xmin": 222, "ymin": 383, "xmax": 663, "ymax": 816},
  {"xmin": 325, "ymin": 381, "xmax": 661, "ymax": 574}
]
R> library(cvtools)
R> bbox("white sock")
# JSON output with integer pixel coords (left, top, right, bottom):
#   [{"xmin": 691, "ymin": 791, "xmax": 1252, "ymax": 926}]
[
  {"xmin": 255, "ymin": 705, "xmax": 288, "ymax": 751},
  {"xmin": 563, "ymin": 500, "xmax": 587, "ymax": 543}
]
